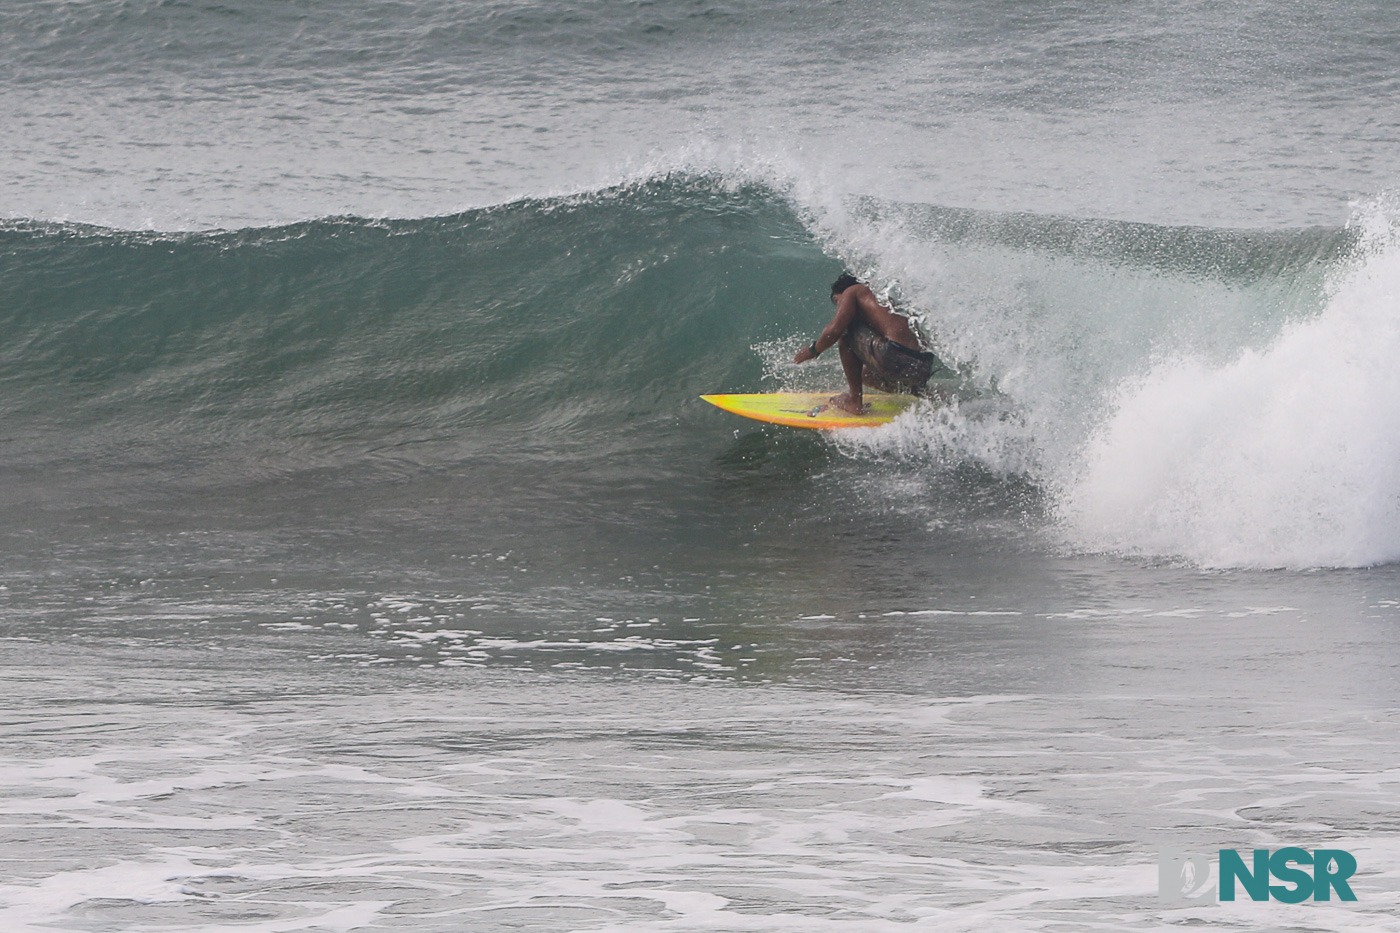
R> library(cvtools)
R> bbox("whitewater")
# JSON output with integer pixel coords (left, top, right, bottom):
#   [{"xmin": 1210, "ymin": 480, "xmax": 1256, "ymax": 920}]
[{"xmin": 3, "ymin": 1, "xmax": 1400, "ymax": 930}]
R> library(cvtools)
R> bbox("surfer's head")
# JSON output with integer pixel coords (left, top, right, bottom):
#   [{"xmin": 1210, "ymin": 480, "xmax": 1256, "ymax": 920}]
[{"xmin": 830, "ymin": 273, "xmax": 860, "ymax": 300}]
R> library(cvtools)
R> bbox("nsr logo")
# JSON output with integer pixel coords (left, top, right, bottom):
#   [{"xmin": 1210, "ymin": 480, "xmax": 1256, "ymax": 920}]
[{"xmin": 1159, "ymin": 848, "xmax": 1358, "ymax": 904}]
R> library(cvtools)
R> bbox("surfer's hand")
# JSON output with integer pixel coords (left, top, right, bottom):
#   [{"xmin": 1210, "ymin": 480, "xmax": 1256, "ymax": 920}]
[{"xmin": 794, "ymin": 345, "xmax": 816, "ymax": 364}]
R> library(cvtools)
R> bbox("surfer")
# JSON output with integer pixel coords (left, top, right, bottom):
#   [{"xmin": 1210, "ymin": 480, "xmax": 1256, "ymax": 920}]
[{"xmin": 792, "ymin": 273, "xmax": 941, "ymax": 414}]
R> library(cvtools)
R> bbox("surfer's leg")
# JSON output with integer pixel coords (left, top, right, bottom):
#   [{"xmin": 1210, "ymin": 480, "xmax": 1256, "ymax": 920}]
[
  {"xmin": 848, "ymin": 322, "xmax": 903, "ymax": 393},
  {"xmin": 829, "ymin": 336, "xmax": 866, "ymax": 414}
]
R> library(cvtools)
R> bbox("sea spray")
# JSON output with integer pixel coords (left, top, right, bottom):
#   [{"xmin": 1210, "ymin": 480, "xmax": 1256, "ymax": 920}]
[
  {"xmin": 812, "ymin": 192, "xmax": 1360, "ymax": 565},
  {"xmin": 1058, "ymin": 194, "xmax": 1400, "ymax": 567}
]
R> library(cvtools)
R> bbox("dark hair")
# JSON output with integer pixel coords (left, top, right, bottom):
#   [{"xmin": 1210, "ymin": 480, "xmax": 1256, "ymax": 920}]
[{"xmin": 830, "ymin": 273, "xmax": 860, "ymax": 296}]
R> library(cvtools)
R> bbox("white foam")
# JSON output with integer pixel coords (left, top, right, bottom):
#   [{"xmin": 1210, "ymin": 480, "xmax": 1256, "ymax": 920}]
[
  {"xmin": 1059, "ymin": 196, "xmax": 1400, "ymax": 568},
  {"xmin": 4, "ymin": 671, "xmax": 1397, "ymax": 931}
]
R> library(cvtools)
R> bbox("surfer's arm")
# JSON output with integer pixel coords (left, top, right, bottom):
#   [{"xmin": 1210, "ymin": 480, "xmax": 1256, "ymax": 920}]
[{"xmin": 794, "ymin": 289, "xmax": 860, "ymax": 363}]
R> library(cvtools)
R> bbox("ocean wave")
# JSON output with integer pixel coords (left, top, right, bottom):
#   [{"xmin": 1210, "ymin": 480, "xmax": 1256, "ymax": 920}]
[
  {"xmin": 0, "ymin": 177, "xmax": 834, "ymax": 491},
  {"xmin": 3, "ymin": 172, "xmax": 1384, "ymax": 567}
]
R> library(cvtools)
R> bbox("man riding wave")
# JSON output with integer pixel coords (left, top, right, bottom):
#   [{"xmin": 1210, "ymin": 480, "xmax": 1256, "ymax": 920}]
[{"xmin": 792, "ymin": 273, "xmax": 951, "ymax": 414}]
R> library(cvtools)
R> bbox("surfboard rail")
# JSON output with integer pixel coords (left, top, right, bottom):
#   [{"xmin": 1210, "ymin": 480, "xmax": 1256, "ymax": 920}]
[{"xmin": 700, "ymin": 392, "xmax": 919, "ymax": 430}]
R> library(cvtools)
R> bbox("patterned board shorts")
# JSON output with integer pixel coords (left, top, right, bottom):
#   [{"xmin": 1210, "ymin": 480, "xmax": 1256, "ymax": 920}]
[{"xmin": 846, "ymin": 321, "xmax": 947, "ymax": 393}]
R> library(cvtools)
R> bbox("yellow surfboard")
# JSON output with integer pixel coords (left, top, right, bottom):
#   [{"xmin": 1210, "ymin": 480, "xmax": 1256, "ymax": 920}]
[{"xmin": 700, "ymin": 392, "xmax": 919, "ymax": 430}]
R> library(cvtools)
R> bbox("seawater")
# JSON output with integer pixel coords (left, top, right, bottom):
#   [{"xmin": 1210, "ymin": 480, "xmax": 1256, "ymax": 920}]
[{"xmin": 3, "ymin": 2, "xmax": 1400, "ymax": 930}]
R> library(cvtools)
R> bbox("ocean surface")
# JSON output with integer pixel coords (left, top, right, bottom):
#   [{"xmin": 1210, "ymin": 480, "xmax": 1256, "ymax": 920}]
[{"xmin": 4, "ymin": 1, "xmax": 1400, "ymax": 930}]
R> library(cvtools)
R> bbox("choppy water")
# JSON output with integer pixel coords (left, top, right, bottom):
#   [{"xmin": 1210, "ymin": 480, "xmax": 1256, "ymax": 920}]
[{"xmin": 3, "ymin": 1, "xmax": 1400, "ymax": 930}]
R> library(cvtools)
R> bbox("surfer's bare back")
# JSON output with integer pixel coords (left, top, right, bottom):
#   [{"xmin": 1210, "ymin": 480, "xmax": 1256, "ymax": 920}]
[{"xmin": 793, "ymin": 273, "xmax": 938, "ymax": 414}]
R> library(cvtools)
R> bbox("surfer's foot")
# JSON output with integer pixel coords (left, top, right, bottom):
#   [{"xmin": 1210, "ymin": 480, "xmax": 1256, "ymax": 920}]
[{"xmin": 828, "ymin": 392, "xmax": 868, "ymax": 415}]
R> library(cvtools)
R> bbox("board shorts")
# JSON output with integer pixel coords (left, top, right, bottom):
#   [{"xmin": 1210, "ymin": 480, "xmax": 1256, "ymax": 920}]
[{"xmin": 846, "ymin": 321, "xmax": 948, "ymax": 394}]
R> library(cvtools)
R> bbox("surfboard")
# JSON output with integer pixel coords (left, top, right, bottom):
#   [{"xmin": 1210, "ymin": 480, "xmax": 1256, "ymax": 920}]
[{"xmin": 700, "ymin": 392, "xmax": 919, "ymax": 430}]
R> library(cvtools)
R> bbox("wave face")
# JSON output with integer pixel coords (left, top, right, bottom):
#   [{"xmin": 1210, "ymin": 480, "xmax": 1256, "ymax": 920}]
[
  {"xmin": 2, "ymin": 174, "xmax": 1391, "ymax": 568},
  {"xmin": 0, "ymin": 179, "xmax": 834, "ymax": 497}
]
